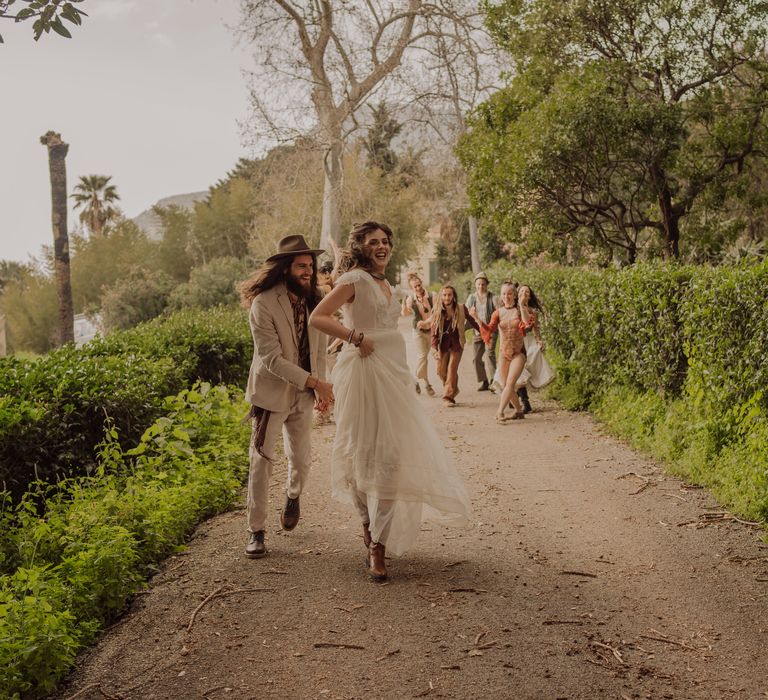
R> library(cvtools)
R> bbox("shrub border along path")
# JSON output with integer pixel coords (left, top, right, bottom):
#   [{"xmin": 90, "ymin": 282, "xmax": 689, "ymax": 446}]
[
  {"xmin": 0, "ymin": 383, "xmax": 249, "ymax": 699},
  {"xmin": 456, "ymin": 261, "xmax": 768, "ymax": 526}
]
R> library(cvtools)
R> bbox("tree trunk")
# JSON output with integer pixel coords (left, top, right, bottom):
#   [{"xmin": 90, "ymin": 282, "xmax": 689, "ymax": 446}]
[
  {"xmin": 651, "ymin": 163, "xmax": 680, "ymax": 260},
  {"xmin": 40, "ymin": 131, "xmax": 74, "ymax": 345},
  {"xmin": 468, "ymin": 215, "xmax": 481, "ymax": 273},
  {"xmin": 320, "ymin": 140, "xmax": 343, "ymax": 251}
]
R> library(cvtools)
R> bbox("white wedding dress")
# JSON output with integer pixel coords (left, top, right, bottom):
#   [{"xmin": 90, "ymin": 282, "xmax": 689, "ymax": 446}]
[{"xmin": 331, "ymin": 269, "xmax": 471, "ymax": 556}]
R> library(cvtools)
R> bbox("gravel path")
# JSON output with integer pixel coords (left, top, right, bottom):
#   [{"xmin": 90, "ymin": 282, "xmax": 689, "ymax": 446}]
[{"xmin": 56, "ymin": 319, "xmax": 768, "ymax": 700}]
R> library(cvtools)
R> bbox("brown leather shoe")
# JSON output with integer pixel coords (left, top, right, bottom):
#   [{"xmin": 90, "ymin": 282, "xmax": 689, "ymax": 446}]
[
  {"xmin": 362, "ymin": 522, "xmax": 372, "ymax": 548},
  {"xmin": 280, "ymin": 496, "xmax": 300, "ymax": 531},
  {"xmin": 367, "ymin": 542, "xmax": 387, "ymax": 581},
  {"xmin": 245, "ymin": 530, "xmax": 266, "ymax": 559}
]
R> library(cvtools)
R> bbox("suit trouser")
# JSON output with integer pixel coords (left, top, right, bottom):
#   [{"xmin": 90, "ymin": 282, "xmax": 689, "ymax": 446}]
[
  {"xmin": 472, "ymin": 337, "xmax": 497, "ymax": 383},
  {"xmin": 412, "ymin": 329, "xmax": 432, "ymax": 382},
  {"xmin": 247, "ymin": 391, "xmax": 314, "ymax": 533}
]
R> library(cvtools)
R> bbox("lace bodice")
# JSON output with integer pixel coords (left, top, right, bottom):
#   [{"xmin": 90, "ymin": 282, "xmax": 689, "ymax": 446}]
[{"xmin": 336, "ymin": 269, "xmax": 401, "ymax": 331}]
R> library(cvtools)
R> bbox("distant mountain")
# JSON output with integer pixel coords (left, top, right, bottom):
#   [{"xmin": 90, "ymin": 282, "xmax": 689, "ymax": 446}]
[{"xmin": 132, "ymin": 191, "xmax": 208, "ymax": 240}]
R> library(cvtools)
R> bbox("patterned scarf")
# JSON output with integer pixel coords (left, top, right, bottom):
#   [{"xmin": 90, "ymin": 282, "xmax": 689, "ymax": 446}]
[{"xmin": 292, "ymin": 296, "xmax": 310, "ymax": 372}]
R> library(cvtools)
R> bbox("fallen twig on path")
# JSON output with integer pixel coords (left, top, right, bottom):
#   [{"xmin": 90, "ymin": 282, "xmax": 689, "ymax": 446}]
[
  {"xmin": 65, "ymin": 683, "xmax": 121, "ymax": 700},
  {"xmin": 678, "ymin": 512, "xmax": 763, "ymax": 528},
  {"xmin": 477, "ymin": 639, "xmax": 500, "ymax": 650},
  {"xmin": 560, "ymin": 570, "xmax": 598, "ymax": 578},
  {"xmin": 314, "ymin": 642, "xmax": 366, "ymax": 650},
  {"xmin": 376, "ymin": 648, "xmax": 401, "ymax": 661},
  {"xmin": 639, "ymin": 629, "xmax": 706, "ymax": 652},
  {"xmin": 187, "ymin": 586, "xmax": 275, "ymax": 631},
  {"xmin": 543, "ymin": 619, "xmax": 584, "ymax": 626},
  {"xmin": 443, "ymin": 560, "xmax": 465, "ymax": 569},
  {"xmin": 447, "ymin": 587, "xmax": 487, "ymax": 593},
  {"xmin": 590, "ymin": 641, "xmax": 626, "ymax": 665}
]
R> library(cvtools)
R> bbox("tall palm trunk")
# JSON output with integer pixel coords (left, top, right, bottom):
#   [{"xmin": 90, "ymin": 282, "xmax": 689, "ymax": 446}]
[{"xmin": 40, "ymin": 131, "xmax": 74, "ymax": 345}]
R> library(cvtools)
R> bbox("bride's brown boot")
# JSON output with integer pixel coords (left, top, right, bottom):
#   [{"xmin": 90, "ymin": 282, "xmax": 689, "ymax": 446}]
[
  {"xmin": 367, "ymin": 542, "xmax": 387, "ymax": 582},
  {"xmin": 362, "ymin": 522, "xmax": 372, "ymax": 548}
]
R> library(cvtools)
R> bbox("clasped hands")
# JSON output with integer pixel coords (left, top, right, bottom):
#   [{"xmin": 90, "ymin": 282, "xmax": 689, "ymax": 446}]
[{"xmin": 312, "ymin": 378, "xmax": 334, "ymax": 412}]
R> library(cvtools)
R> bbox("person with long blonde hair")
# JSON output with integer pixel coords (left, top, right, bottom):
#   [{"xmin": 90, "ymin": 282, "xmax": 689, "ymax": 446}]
[
  {"xmin": 431, "ymin": 285, "xmax": 480, "ymax": 407},
  {"xmin": 310, "ymin": 221, "xmax": 470, "ymax": 582}
]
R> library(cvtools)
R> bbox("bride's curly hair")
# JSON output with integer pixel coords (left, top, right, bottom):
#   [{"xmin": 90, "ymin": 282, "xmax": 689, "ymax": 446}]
[{"xmin": 334, "ymin": 221, "xmax": 393, "ymax": 277}]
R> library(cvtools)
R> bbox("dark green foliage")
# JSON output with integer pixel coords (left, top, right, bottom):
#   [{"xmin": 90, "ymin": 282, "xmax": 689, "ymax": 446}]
[
  {"xmin": 0, "ymin": 307, "xmax": 250, "ymax": 500},
  {"xmin": 99, "ymin": 267, "xmax": 176, "ymax": 331},
  {"xmin": 0, "ymin": 383, "xmax": 249, "ymax": 698},
  {"xmin": 168, "ymin": 257, "xmax": 249, "ymax": 312},
  {"xmin": 94, "ymin": 307, "xmax": 251, "ymax": 388}
]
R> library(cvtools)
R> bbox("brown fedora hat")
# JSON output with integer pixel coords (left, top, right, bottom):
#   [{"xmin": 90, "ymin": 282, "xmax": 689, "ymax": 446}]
[{"xmin": 266, "ymin": 234, "xmax": 325, "ymax": 262}]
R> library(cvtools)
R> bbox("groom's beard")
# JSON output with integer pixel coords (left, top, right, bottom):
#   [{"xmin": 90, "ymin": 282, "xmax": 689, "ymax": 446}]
[{"xmin": 285, "ymin": 272, "xmax": 312, "ymax": 299}]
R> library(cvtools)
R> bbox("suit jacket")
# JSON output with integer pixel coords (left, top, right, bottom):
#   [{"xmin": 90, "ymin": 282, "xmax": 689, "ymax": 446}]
[{"xmin": 245, "ymin": 284, "xmax": 327, "ymax": 412}]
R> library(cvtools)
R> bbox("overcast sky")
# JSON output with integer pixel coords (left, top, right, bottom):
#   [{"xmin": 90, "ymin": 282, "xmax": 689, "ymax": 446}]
[{"xmin": 0, "ymin": 0, "xmax": 254, "ymax": 263}]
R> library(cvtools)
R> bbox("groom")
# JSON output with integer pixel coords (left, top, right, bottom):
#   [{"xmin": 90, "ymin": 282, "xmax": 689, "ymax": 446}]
[{"xmin": 238, "ymin": 235, "xmax": 333, "ymax": 558}]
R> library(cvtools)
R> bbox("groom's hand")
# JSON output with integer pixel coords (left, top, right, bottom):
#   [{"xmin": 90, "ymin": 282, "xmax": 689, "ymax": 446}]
[{"xmin": 314, "ymin": 379, "xmax": 334, "ymax": 407}]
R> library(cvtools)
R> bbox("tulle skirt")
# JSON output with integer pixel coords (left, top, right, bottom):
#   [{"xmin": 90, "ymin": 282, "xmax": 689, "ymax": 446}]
[
  {"xmin": 331, "ymin": 329, "xmax": 471, "ymax": 556},
  {"xmin": 518, "ymin": 334, "xmax": 555, "ymax": 388}
]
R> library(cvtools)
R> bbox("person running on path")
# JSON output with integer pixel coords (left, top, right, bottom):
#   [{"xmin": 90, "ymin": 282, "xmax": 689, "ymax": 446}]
[
  {"xmin": 238, "ymin": 235, "xmax": 333, "ymax": 559},
  {"xmin": 402, "ymin": 272, "xmax": 436, "ymax": 396},
  {"xmin": 515, "ymin": 284, "xmax": 555, "ymax": 412},
  {"xmin": 309, "ymin": 221, "xmax": 470, "ymax": 582},
  {"xmin": 431, "ymin": 285, "xmax": 481, "ymax": 407},
  {"xmin": 474, "ymin": 281, "xmax": 528, "ymax": 423},
  {"xmin": 465, "ymin": 271, "xmax": 498, "ymax": 392}
]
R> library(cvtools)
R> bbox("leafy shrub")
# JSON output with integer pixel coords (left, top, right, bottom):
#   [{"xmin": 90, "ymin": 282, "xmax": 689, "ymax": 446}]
[
  {"xmin": 99, "ymin": 267, "xmax": 175, "ymax": 331},
  {"xmin": 0, "ymin": 307, "xmax": 249, "ymax": 501},
  {"xmin": 0, "ymin": 384, "xmax": 249, "ymax": 698},
  {"xmin": 92, "ymin": 306, "xmax": 251, "ymax": 388},
  {"xmin": 470, "ymin": 259, "xmax": 768, "ymax": 522},
  {"xmin": 168, "ymin": 256, "xmax": 249, "ymax": 311}
]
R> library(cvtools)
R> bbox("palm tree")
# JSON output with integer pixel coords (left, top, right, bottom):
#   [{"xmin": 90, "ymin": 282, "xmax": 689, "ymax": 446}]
[{"xmin": 71, "ymin": 175, "xmax": 121, "ymax": 237}]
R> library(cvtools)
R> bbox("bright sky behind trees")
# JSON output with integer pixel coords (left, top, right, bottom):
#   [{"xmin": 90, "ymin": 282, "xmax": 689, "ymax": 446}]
[{"xmin": 1, "ymin": 0, "xmax": 252, "ymax": 262}]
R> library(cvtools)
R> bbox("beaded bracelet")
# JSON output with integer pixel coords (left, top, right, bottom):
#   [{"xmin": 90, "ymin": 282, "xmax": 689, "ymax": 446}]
[{"xmin": 353, "ymin": 332, "xmax": 365, "ymax": 347}]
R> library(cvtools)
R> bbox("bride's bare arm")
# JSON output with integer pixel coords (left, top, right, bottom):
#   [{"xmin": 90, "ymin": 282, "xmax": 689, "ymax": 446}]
[{"xmin": 310, "ymin": 283, "xmax": 355, "ymax": 339}]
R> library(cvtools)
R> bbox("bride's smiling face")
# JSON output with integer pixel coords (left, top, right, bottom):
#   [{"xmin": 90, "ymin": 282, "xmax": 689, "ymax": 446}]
[{"xmin": 363, "ymin": 229, "xmax": 392, "ymax": 271}]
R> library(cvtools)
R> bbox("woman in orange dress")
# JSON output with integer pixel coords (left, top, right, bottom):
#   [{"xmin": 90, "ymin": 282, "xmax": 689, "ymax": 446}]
[{"xmin": 475, "ymin": 281, "xmax": 530, "ymax": 422}]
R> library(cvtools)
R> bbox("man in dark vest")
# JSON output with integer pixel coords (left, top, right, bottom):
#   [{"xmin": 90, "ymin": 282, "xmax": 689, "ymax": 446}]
[{"xmin": 465, "ymin": 271, "xmax": 498, "ymax": 391}]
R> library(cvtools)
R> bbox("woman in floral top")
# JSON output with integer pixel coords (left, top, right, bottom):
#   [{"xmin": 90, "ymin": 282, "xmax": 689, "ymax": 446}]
[{"xmin": 475, "ymin": 281, "xmax": 532, "ymax": 422}]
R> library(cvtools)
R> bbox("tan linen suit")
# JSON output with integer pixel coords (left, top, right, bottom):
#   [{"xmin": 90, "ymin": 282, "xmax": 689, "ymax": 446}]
[{"xmin": 245, "ymin": 283, "xmax": 327, "ymax": 533}]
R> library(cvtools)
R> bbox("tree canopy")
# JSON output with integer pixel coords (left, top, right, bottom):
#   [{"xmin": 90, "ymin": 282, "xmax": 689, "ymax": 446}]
[{"xmin": 459, "ymin": 0, "xmax": 768, "ymax": 263}]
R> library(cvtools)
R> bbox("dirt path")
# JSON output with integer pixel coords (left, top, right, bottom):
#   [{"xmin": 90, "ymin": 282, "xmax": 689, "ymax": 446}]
[{"xmin": 56, "ymin": 319, "xmax": 768, "ymax": 700}]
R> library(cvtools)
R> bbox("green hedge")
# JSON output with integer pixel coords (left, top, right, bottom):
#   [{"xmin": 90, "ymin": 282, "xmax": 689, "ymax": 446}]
[
  {"xmin": 459, "ymin": 261, "xmax": 768, "ymax": 521},
  {"xmin": 0, "ymin": 383, "xmax": 249, "ymax": 699},
  {"xmin": 0, "ymin": 307, "xmax": 249, "ymax": 501}
]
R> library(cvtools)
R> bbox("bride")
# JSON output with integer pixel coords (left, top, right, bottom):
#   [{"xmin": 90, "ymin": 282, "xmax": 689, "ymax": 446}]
[{"xmin": 309, "ymin": 221, "xmax": 471, "ymax": 582}]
